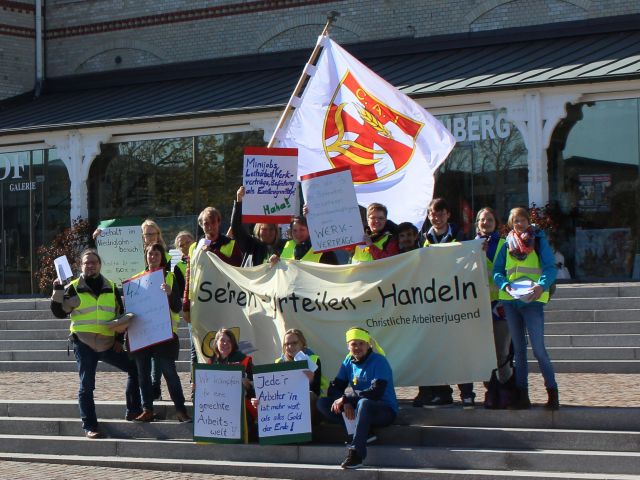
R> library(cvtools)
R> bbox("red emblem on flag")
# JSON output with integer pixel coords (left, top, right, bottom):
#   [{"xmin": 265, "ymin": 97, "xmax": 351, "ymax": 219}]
[{"xmin": 323, "ymin": 72, "xmax": 424, "ymax": 184}]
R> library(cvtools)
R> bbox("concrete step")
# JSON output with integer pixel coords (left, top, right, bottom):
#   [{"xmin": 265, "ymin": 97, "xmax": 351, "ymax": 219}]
[
  {"xmin": 0, "ymin": 318, "xmax": 191, "ymax": 333},
  {"xmin": 529, "ymin": 359, "xmax": 640, "ymax": 374},
  {"xmin": 2, "ymin": 415, "xmax": 638, "ymax": 453},
  {"xmin": 0, "ymin": 338, "xmax": 192, "ymax": 350},
  {"xmin": 0, "ymin": 360, "xmax": 191, "ymax": 372},
  {"xmin": 553, "ymin": 284, "xmax": 640, "ymax": 299},
  {"xmin": 529, "ymin": 346, "xmax": 640, "ymax": 360},
  {"xmin": 0, "ymin": 349, "xmax": 192, "ymax": 361},
  {"xmin": 546, "ymin": 297, "xmax": 640, "ymax": 311},
  {"xmin": 0, "ymin": 300, "xmax": 50, "ymax": 311},
  {"xmin": 544, "ymin": 321, "xmax": 640, "ymax": 335},
  {"xmin": 544, "ymin": 334, "xmax": 640, "ymax": 347},
  {"xmin": 0, "ymin": 309, "xmax": 58, "ymax": 320},
  {"xmin": 4, "ymin": 402, "xmax": 640, "ymax": 432},
  {"xmin": 0, "ymin": 434, "xmax": 639, "ymax": 474},
  {"xmin": 545, "ymin": 309, "xmax": 640, "ymax": 322},
  {"xmin": 4, "ymin": 453, "xmax": 639, "ymax": 480}
]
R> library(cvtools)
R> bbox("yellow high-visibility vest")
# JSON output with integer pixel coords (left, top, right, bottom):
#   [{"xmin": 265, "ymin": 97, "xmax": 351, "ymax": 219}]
[
  {"xmin": 352, "ymin": 234, "xmax": 391, "ymax": 263},
  {"xmin": 280, "ymin": 240, "xmax": 322, "ymax": 263},
  {"xmin": 69, "ymin": 277, "xmax": 117, "ymax": 336}
]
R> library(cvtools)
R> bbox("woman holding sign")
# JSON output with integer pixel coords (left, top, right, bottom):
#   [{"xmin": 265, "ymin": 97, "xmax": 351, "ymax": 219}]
[
  {"xmin": 231, "ymin": 186, "xmax": 284, "ymax": 266},
  {"xmin": 275, "ymin": 329, "xmax": 327, "ymax": 424},
  {"xmin": 209, "ymin": 328, "xmax": 258, "ymax": 429},
  {"xmin": 493, "ymin": 207, "xmax": 559, "ymax": 410},
  {"xmin": 278, "ymin": 216, "xmax": 337, "ymax": 264},
  {"xmin": 130, "ymin": 242, "xmax": 191, "ymax": 423}
]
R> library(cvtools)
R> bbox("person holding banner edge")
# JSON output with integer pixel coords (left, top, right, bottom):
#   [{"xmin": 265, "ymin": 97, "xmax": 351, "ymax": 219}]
[
  {"xmin": 50, "ymin": 249, "xmax": 142, "ymax": 439},
  {"xmin": 317, "ymin": 327, "xmax": 398, "ymax": 469},
  {"xmin": 414, "ymin": 197, "xmax": 475, "ymax": 409},
  {"xmin": 182, "ymin": 206, "xmax": 243, "ymax": 320},
  {"xmin": 130, "ymin": 242, "xmax": 191, "ymax": 423}
]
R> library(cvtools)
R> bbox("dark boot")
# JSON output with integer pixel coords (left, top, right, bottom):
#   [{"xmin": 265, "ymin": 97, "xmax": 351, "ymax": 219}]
[
  {"xmin": 545, "ymin": 387, "xmax": 559, "ymax": 411},
  {"xmin": 509, "ymin": 387, "xmax": 531, "ymax": 410},
  {"xmin": 412, "ymin": 386, "xmax": 432, "ymax": 407}
]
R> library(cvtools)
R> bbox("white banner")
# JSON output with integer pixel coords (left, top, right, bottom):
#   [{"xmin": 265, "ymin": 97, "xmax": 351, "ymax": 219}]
[{"xmin": 190, "ymin": 240, "xmax": 495, "ymax": 386}]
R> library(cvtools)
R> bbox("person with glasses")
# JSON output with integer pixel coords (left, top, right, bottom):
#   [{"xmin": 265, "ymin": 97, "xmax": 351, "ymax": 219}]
[
  {"xmin": 50, "ymin": 249, "xmax": 142, "ymax": 438},
  {"xmin": 351, "ymin": 203, "xmax": 399, "ymax": 263}
]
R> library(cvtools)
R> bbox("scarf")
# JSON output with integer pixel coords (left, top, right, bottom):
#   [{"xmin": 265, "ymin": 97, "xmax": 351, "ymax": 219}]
[{"xmin": 506, "ymin": 226, "xmax": 535, "ymax": 261}]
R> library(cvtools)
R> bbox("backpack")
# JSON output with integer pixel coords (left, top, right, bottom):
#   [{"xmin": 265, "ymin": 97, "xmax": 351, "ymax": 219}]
[{"xmin": 483, "ymin": 352, "xmax": 516, "ymax": 409}]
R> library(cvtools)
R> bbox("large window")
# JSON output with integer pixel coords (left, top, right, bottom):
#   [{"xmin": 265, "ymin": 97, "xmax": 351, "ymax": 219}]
[
  {"xmin": 88, "ymin": 130, "xmax": 265, "ymax": 242},
  {"xmin": 549, "ymin": 99, "xmax": 640, "ymax": 281},
  {"xmin": 432, "ymin": 109, "xmax": 528, "ymax": 235},
  {"xmin": 0, "ymin": 149, "xmax": 70, "ymax": 294}
]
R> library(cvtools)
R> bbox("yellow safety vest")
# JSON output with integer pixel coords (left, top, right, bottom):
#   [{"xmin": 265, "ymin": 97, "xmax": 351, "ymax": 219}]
[
  {"xmin": 280, "ymin": 240, "xmax": 322, "ymax": 263},
  {"xmin": 275, "ymin": 353, "xmax": 328, "ymax": 397},
  {"xmin": 498, "ymin": 248, "xmax": 550, "ymax": 304},
  {"xmin": 175, "ymin": 259, "xmax": 187, "ymax": 279},
  {"xmin": 487, "ymin": 238, "xmax": 505, "ymax": 302},
  {"xmin": 352, "ymin": 234, "xmax": 391, "ymax": 263},
  {"xmin": 69, "ymin": 277, "xmax": 117, "ymax": 336},
  {"xmin": 188, "ymin": 238, "xmax": 236, "ymax": 259}
]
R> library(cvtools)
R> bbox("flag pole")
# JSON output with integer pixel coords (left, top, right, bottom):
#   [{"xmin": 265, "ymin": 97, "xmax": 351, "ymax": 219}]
[{"xmin": 267, "ymin": 11, "xmax": 339, "ymax": 148}]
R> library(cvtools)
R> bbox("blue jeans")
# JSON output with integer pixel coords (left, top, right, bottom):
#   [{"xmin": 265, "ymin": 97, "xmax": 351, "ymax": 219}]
[
  {"xmin": 503, "ymin": 301, "xmax": 557, "ymax": 390},
  {"xmin": 134, "ymin": 348, "xmax": 186, "ymax": 413},
  {"xmin": 317, "ymin": 396, "xmax": 396, "ymax": 459},
  {"xmin": 73, "ymin": 337, "xmax": 141, "ymax": 432}
]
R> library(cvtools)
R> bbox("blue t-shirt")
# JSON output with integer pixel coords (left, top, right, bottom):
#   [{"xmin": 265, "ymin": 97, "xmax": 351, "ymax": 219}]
[{"xmin": 336, "ymin": 351, "xmax": 398, "ymax": 413}]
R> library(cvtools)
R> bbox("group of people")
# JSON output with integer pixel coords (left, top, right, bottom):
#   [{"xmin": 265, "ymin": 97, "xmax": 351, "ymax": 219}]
[{"xmin": 50, "ymin": 185, "xmax": 558, "ymax": 470}]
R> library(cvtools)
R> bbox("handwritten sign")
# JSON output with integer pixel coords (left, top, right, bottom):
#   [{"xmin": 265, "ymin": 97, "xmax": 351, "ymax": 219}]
[
  {"xmin": 253, "ymin": 361, "xmax": 311, "ymax": 445},
  {"xmin": 123, "ymin": 269, "xmax": 173, "ymax": 352},
  {"xmin": 96, "ymin": 225, "xmax": 145, "ymax": 285},
  {"xmin": 193, "ymin": 364, "xmax": 245, "ymax": 443},
  {"xmin": 242, "ymin": 146, "xmax": 298, "ymax": 224},
  {"xmin": 301, "ymin": 166, "xmax": 364, "ymax": 252}
]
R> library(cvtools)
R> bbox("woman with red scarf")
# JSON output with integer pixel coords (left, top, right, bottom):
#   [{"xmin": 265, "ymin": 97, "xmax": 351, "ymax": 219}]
[{"xmin": 493, "ymin": 207, "xmax": 558, "ymax": 410}]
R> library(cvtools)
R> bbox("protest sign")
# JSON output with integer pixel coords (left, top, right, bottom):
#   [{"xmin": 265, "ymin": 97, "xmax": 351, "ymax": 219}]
[
  {"xmin": 193, "ymin": 364, "xmax": 245, "ymax": 443},
  {"xmin": 189, "ymin": 239, "xmax": 496, "ymax": 386},
  {"xmin": 96, "ymin": 224, "xmax": 145, "ymax": 285},
  {"xmin": 242, "ymin": 147, "xmax": 298, "ymax": 224},
  {"xmin": 301, "ymin": 166, "xmax": 364, "ymax": 252},
  {"xmin": 54, "ymin": 255, "xmax": 73, "ymax": 283},
  {"xmin": 123, "ymin": 269, "xmax": 173, "ymax": 352},
  {"xmin": 253, "ymin": 361, "xmax": 311, "ymax": 445}
]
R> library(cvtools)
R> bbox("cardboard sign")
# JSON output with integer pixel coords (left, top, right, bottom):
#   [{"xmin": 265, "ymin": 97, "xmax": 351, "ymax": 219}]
[
  {"xmin": 193, "ymin": 364, "xmax": 245, "ymax": 443},
  {"xmin": 242, "ymin": 147, "xmax": 298, "ymax": 224},
  {"xmin": 96, "ymin": 225, "xmax": 145, "ymax": 285},
  {"xmin": 122, "ymin": 269, "xmax": 173, "ymax": 352},
  {"xmin": 301, "ymin": 166, "xmax": 364, "ymax": 252},
  {"xmin": 253, "ymin": 361, "xmax": 311, "ymax": 445}
]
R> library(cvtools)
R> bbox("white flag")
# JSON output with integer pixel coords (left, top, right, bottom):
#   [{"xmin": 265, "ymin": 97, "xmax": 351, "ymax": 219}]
[{"xmin": 276, "ymin": 36, "xmax": 455, "ymax": 227}]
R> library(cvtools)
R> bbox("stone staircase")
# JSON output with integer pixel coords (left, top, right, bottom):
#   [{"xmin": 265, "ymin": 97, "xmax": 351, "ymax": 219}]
[{"xmin": 0, "ymin": 286, "xmax": 639, "ymax": 478}]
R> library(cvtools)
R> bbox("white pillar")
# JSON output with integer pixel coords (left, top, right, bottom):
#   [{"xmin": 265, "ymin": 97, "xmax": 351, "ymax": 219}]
[
  {"xmin": 44, "ymin": 130, "xmax": 111, "ymax": 224},
  {"xmin": 493, "ymin": 91, "xmax": 580, "ymax": 206}
]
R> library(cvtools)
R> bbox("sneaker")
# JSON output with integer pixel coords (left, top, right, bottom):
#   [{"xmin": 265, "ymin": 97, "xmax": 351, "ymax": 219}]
[
  {"xmin": 462, "ymin": 397, "xmax": 475, "ymax": 410},
  {"xmin": 340, "ymin": 449, "xmax": 363, "ymax": 469},
  {"xmin": 134, "ymin": 409, "xmax": 155, "ymax": 422},
  {"xmin": 85, "ymin": 430, "xmax": 104, "ymax": 439},
  {"xmin": 423, "ymin": 396, "xmax": 454, "ymax": 408}
]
